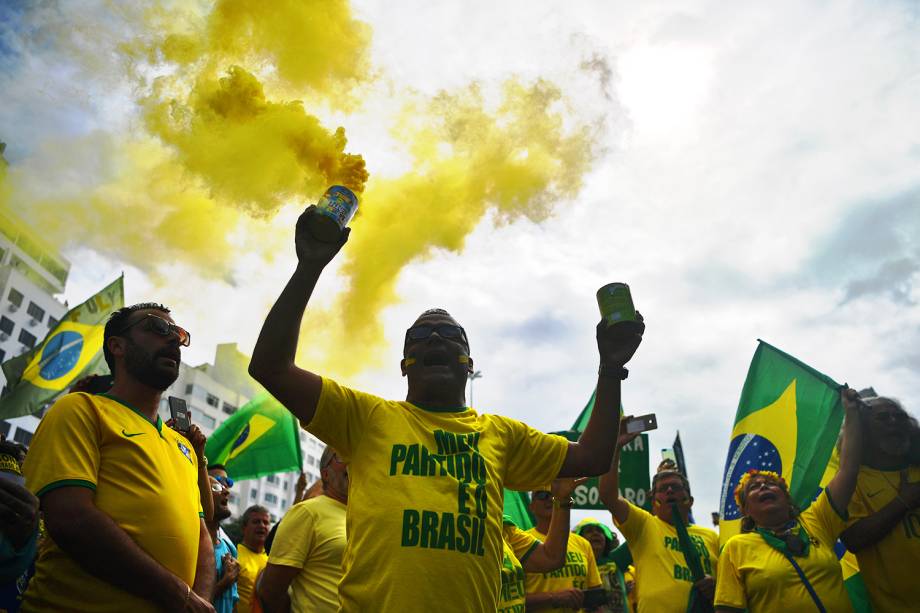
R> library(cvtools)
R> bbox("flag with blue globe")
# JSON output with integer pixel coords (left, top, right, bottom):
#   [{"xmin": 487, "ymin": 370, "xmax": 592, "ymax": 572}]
[{"xmin": 0, "ymin": 276, "xmax": 123, "ymax": 419}]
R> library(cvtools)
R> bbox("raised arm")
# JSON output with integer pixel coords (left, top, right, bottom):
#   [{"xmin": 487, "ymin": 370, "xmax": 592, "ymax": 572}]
[
  {"xmin": 598, "ymin": 419, "xmax": 639, "ymax": 524},
  {"xmin": 558, "ymin": 317, "xmax": 644, "ymax": 477},
  {"xmin": 825, "ymin": 388, "xmax": 865, "ymax": 515},
  {"xmin": 249, "ymin": 207, "xmax": 350, "ymax": 425},
  {"xmin": 42, "ymin": 487, "xmax": 215, "ymax": 612},
  {"xmin": 523, "ymin": 478, "xmax": 586, "ymax": 573}
]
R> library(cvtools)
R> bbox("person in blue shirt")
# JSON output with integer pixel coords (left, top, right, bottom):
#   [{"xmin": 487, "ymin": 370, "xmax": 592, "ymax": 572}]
[{"xmin": 206, "ymin": 474, "xmax": 239, "ymax": 613}]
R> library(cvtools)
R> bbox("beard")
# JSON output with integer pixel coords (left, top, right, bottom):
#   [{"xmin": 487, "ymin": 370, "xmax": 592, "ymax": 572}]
[
  {"xmin": 214, "ymin": 504, "xmax": 232, "ymax": 523},
  {"xmin": 123, "ymin": 338, "xmax": 179, "ymax": 391}
]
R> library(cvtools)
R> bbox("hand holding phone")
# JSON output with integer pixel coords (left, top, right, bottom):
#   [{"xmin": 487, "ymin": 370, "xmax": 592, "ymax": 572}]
[{"xmin": 168, "ymin": 396, "xmax": 192, "ymax": 434}]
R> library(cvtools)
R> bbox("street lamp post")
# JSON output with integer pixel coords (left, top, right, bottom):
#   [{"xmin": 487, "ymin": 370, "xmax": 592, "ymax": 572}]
[{"xmin": 468, "ymin": 370, "xmax": 482, "ymax": 407}]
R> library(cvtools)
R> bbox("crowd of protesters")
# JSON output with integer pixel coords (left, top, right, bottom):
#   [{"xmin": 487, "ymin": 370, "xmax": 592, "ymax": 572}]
[{"xmin": 0, "ymin": 208, "xmax": 917, "ymax": 612}]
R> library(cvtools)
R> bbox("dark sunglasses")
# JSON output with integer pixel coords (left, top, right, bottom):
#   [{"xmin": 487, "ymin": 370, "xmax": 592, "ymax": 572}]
[
  {"xmin": 215, "ymin": 475, "xmax": 234, "ymax": 489},
  {"xmin": 117, "ymin": 313, "xmax": 191, "ymax": 347},
  {"xmin": 872, "ymin": 410, "xmax": 908, "ymax": 424},
  {"xmin": 405, "ymin": 324, "xmax": 468, "ymax": 345},
  {"xmin": 532, "ymin": 491, "xmax": 552, "ymax": 501}
]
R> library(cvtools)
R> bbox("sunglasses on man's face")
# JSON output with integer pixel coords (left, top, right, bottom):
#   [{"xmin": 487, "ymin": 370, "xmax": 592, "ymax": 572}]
[
  {"xmin": 215, "ymin": 475, "xmax": 234, "ymax": 489},
  {"xmin": 209, "ymin": 480, "xmax": 227, "ymax": 493},
  {"xmin": 117, "ymin": 313, "xmax": 191, "ymax": 347},
  {"xmin": 404, "ymin": 324, "xmax": 468, "ymax": 346}
]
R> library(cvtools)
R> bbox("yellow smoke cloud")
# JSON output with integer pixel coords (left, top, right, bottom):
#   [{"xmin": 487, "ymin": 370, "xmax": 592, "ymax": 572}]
[{"xmin": 301, "ymin": 79, "xmax": 597, "ymax": 375}]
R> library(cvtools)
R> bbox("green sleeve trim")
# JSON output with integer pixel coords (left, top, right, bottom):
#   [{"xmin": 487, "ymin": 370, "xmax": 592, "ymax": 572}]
[
  {"xmin": 199, "ymin": 512, "xmax": 205, "ymax": 518},
  {"xmin": 36, "ymin": 479, "xmax": 97, "ymax": 497},
  {"xmin": 825, "ymin": 488, "xmax": 849, "ymax": 521},
  {"xmin": 518, "ymin": 540, "xmax": 539, "ymax": 565}
]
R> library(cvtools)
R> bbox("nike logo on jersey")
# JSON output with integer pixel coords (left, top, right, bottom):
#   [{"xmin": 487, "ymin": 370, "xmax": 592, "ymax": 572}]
[
  {"xmin": 866, "ymin": 489, "xmax": 885, "ymax": 498},
  {"xmin": 122, "ymin": 429, "xmax": 145, "ymax": 438}
]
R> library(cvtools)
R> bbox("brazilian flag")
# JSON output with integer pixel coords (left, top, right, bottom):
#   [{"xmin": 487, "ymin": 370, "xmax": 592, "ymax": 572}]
[
  {"xmin": 204, "ymin": 393, "xmax": 303, "ymax": 481},
  {"xmin": 0, "ymin": 276, "xmax": 124, "ymax": 420},
  {"xmin": 718, "ymin": 340, "xmax": 844, "ymax": 544}
]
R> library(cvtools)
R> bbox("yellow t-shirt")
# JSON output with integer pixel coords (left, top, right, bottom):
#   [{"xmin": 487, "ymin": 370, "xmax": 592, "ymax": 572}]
[
  {"xmin": 615, "ymin": 502, "xmax": 719, "ymax": 613},
  {"xmin": 21, "ymin": 392, "xmax": 203, "ymax": 613},
  {"xmin": 499, "ymin": 525, "xmax": 539, "ymax": 613},
  {"xmin": 304, "ymin": 377, "xmax": 569, "ymax": 612},
  {"xmin": 715, "ymin": 490, "xmax": 853, "ymax": 613},
  {"xmin": 268, "ymin": 494, "xmax": 347, "ymax": 613},
  {"xmin": 237, "ymin": 543, "xmax": 268, "ymax": 613},
  {"xmin": 846, "ymin": 464, "xmax": 920, "ymax": 612},
  {"xmin": 524, "ymin": 528, "xmax": 602, "ymax": 613}
]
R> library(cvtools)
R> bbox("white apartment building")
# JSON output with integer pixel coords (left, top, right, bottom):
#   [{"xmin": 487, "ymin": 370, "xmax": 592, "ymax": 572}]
[
  {"xmin": 157, "ymin": 342, "xmax": 326, "ymax": 522},
  {"xmin": 0, "ymin": 208, "xmax": 70, "ymax": 446}
]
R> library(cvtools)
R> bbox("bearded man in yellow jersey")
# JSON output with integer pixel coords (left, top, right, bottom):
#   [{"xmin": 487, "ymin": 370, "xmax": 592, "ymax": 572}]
[
  {"xmin": 237, "ymin": 505, "xmax": 270, "ymax": 613},
  {"xmin": 599, "ymin": 421, "xmax": 719, "ymax": 613},
  {"xmin": 248, "ymin": 206, "xmax": 645, "ymax": 612},
  {"xmin": 21, "ymin": 303, "xmax": 215, "ymax": 612},
  {"xmin": 840, "ymin": 393, "xmax": 920, "ymax": 612},
  {"xmin": 524, "ymin": 486, "xmax": 603, "ymax": 611}
]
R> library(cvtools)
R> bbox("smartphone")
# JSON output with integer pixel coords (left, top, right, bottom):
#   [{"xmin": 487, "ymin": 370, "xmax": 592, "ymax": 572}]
[
  {"xmin": 625, "ymin": 413, "xmax": 657, "ymax": 434},
  {"xmin": 581, "ymin": 587, "xmax": 608, "ymax": 609},
  {"xmin": 168, "ymin": 396, "xmax": 192, "ymax": 434},
  {"xmin": 85, "ymin": 374, "xmax": 114, "ymax": 394}
]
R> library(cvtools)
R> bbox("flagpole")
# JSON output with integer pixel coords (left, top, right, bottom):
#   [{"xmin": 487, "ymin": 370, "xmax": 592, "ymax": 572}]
[{"xmin": 468, "ymin": 370, "xmax": 482, "ymax": 407}]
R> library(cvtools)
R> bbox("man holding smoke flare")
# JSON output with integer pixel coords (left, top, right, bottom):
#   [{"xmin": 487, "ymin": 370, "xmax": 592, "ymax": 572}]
[{"xmin": 249, "ymin": 204, "xmax": 644, "ymax": 612}]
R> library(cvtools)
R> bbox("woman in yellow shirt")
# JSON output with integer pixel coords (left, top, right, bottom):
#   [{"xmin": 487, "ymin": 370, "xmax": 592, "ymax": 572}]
[{"xmin": 715, "ymin": 389, "xmax": 864, "ymax": 613}]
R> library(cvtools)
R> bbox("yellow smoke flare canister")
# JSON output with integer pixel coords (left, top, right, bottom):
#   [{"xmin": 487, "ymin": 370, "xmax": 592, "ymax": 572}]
[
  {"xmin": 307, "ymin": 185, "xmax": 359, "ymax": 242},
  {"xmin": 596, "ymin": 282, "xmax": 636, "ymax": 326}
]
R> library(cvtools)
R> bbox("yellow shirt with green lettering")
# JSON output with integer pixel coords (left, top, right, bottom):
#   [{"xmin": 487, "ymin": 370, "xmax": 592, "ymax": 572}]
[
  {"xmin": 846, "ymin": 465, "xmax": 920, "ymax": 612},
  {"xmin": 304, "ymin": 377, "xmax": 569, "ymax": 612},
  {"xmin": 237, "ymin": 543, "xmax": 268, "ymax": 613},
  {"xmin": 499, "ymin": 525, "xmax": 539, "ymax": 613},
  {"xmin": 524, "ymin": 528, "xmax": 602, "ymax": 613},
  {"xmin": 268, "ymin": 494, "xmax": 346, "ymax": 613},
  {"xmin": 615, "ymin": 502, "xmax": 718, "ymax": 613},
  {"xmin": 21, "ymin": 392, "xmax": 203, "ymax": 613},
  {"xmin": 715, "ymin": 489, "xmax": 853, "ymax": 613}
]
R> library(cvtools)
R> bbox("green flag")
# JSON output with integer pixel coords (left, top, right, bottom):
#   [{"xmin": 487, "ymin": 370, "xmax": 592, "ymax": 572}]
[
  {"xmin": 204, "ymin": 393, "xmax": 303, "ymax": 481},
  {"xmin": 718, "ymin": 340, "xmax": 844, "ymax": 545},
  {"xmin": 0, "ymin": 276, "xmax": 124, "ymax": 420},
  {"xmin": 502, "ymin": 489, "xmax": 535, "ymax": 530}
]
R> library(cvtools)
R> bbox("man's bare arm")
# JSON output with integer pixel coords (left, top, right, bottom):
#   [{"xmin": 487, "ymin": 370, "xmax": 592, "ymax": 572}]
[
  {"xmin": 558, "ymin": 318, "xmax": 644, "ymax": 478},
  {"xmin": 192, "ymin": 519, "xmax": 215, "ymax": 600},
  {"xmin": 258, "ymin": 563, "xmax": 300, "ymax": 613},
  {"xmin": 42, "ymin": 487, "xmax": 206, "ymax": 610},
  {"xmin": 249, "ymin": 209, "xmax": 349, "ymax": 426},
  {"xmin": 598, "ymin": 420, "xmax": 638, "ymax": 524}
]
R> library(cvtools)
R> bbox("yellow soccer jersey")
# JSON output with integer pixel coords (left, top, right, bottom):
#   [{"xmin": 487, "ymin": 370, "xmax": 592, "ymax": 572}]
[
  {"xmin": 304, "ymin": 377, "xmax": 569, "ymax": 612},
  {"xmin": 524, "ymin": 528, "xmax": 602, "ymax": 613},
  {"xmin": 237, "ymin": 543, "xmax": 269, "ymax": 613},
  {"xmin": 715, "ymin": 489, "xmax": 853, "ymax": 613},
  {"xmin": 615, "ymin": 502, "xmax": 718, "ymax": 613},
  {"xmin": 268, "ymin": 494, "xmax": 347, "ymax": 613},
  {"xmin": 499, "ymin": 525, "xmax": 539, "ymax": 613},
  {"xmin": 21, "ymin": 392, "xmax": 203, "ymax": 613},
  {"xmin": 846, "ymin": 465, "xmax": 920, "ymax": 612}
]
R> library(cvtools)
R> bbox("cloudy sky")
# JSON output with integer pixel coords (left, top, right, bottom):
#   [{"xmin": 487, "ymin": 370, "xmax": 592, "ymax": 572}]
[{"xmin": 2, "ymin": 0, "xmax": 919, "ymax": 525}]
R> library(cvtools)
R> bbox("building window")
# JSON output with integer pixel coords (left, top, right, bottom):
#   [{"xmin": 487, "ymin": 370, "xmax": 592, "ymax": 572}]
[
  {"xmin": 250, "ymin": 489, "xmax": 257, "ymax": 501},
  {"xmin": 13, "ymin": 429, "xmax": 32, "ymax": 446},
  {"xmin": 189, "ymin": 408, "xmax": 215, "ymax": 429},
  {"xmin": 7, "ymin": 288, "xmax": 23, "ymax": 308},
  {"xmin": 0, "ymin": 316, "xmax": 13, "ymax": 335},
  {"xmin": 282, "ymin": 480, "xmax": 289, "ymax": 491},
  {"xmin": 47, "ymin": 316, "xmax": 59, "ymax": 330},
  {"xmin": 185, "ymin": 383, "xmax": 194, "ymax": 395},
  {"xmin": 281, "ymin": 499, "xmax": 287, "ymax": 508},
  {"xmin": 264, "ymin": 493, "xmax": 278, "ymax": 504},
  {"xmin": 18, "ymin": 329, "xmax": 36, "ymax": 349},
  {"xmin": 206, "ymin": 393, "xmax": 219, "ymax": 408},
  {"xmin": 26, "ymin": 302, "xmax": 45, "ymax": 323},
  {"xmin": 0, "ymin": 421, "xmax": 9, "ymax": 438},
  {"xmin": 229, "ymin": 493, "xmax": 237, "ymax": 504},
  {"xmin": 222, "ymin": 402, "xmax": 237, "ymax": 415},
  {"xmin": 266, "ymin": 474, "xmax": 277, "ymax": 484},
  {"xmin": 307, "ymin": 455, "xmax": 315, "ymax": 467},
  {"xmin": 0, "ymin": 350, "xmax": 5, "ymax": 363}
]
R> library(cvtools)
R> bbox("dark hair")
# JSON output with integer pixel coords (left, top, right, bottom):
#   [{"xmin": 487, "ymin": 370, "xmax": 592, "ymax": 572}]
[
  {"xmin": 103, "ymin": 303, "xmax": 171, "ymax": 375},
  {"xmin": 208, "ymin": 463, "xmax": 227, "ymax": 474},
  {"xmin": 861, "ymin": 396, "xmax": 920, "ymax": 465},
  {"xmin": 319, "ymin": 446, "xmax": 338, "ymax": 488},
  {"xmin": 651, "ymin": 470, "xmax": 691, "ymax": 497},
  {"xmin": 242, "ymin": 505, "xmax": 270, "ymax": 526}
]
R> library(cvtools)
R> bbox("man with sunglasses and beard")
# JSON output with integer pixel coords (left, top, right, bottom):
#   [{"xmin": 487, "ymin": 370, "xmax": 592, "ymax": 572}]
[
  {"xmin": 21, "ymin": 303, "xmax": 215, "ymax": 612},
  {"xmin": 249, "ymin": 206, "xmax": 645, "ymax": 612},
  {"xmin": 840, "ymin": 392, "xmax": 920, "ymax": 612}
]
